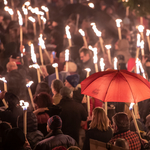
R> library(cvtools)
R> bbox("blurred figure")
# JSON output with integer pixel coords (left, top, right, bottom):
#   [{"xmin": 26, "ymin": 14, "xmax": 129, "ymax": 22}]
[
  {"xmin": 82, "ymin": 107, "xmax": 113, "ymax": 150},
  {"xmin": 51, "ymin": 79, "xmax": 64, "ymax": 105},
  {"xmin": 34, "ymin": 115, "xmax": 77, "ymax": 150}
]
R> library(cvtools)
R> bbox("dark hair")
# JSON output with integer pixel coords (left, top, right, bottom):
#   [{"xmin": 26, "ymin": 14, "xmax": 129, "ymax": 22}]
[
  {"xmin": 34, "ymin": 92, "xmax": 53, "ymax": 108},
  {"xmin": 51, "ymin": 79, "xmax": 64, "ymax": 93},
  {"xmin": 79, "ymin": 47, "xmax": 91, "ymax": 56},
  {"xmin": 0, "ymin": 122, "xmax": 12, "ymax": 137},
  {"xmin": 112, "ymin": 112, "xmax": 129, "ymax": 131},
  {"xmin": 35, "ymin": 82, "xmax": 51, "ymax": 96},
  {"xmin": 115, "ymin": 138, "xmax": 129, "ymax": 149}
]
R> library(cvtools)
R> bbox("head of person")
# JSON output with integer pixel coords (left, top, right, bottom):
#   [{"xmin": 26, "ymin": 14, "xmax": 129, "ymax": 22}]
[
  {"xmin": 67, "ymin": 146, "xmax": 81, "ymax": 150},
  {"xmin": 6, "ymin": 61, "xmax": 18, "ymax": 72},
  {"xmin": 17, "ymin": 112, "xmax": 38, "ymax": 133},
  {"xmin": 60, "ymin": 87, "xmax": 73, "ymax": 98},
  {"xmin": 34, "ymin": 92, "xmax": 53, "ymax": 109},
  {"xmin": 51, "ymin": 79, "xmax": 64, "ymax": 95},
  {"xmin": 35, "ymin": 81, "xmax": 51, "ymax": 96},
  {"xmin": 65, "ymin": 74, "xmax": 79, "ymax": 89},
  {"xmin": 79, "ymin": 47, "xmax": 91, "ymax": 63},
  {"xmin": 90, "ymin": 107, "xmax": 109, "ymax": 131},
  {"xmin": 114, "ymin": 138, "xmax": 129, "ymax": 149},
  {"xmin": 47, "ymin": 115, "xmax": 62, "ymax": 132},
  {"xmin": 3, "ymin": 128, "xmax": 25, "ymax": 150},
  {"xmin": 112, "ymin": 112, "xmax": 130, "ymax": 133},
  {"xmin": 5, "ymin": 92, "xmax": 20, "ymax": 111}
]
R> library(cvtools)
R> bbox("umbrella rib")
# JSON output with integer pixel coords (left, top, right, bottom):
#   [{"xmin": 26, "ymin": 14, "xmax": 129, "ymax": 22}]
[
  {"xmin": 120, "ymin": 72, "xmax": 135, "ymax": 103},
  {"xmin": 103, "ymin": 72, "xmax": 118, "ymax": 102}
]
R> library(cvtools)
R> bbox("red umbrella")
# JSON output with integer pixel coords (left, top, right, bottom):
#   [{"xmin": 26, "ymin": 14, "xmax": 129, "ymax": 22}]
[{"xmin": 81, "ymin": 69, "xmax": 150, "ymax": 103}]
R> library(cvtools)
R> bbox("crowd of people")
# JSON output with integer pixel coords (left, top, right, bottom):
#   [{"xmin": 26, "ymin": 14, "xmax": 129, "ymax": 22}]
[{"xmin": 0, "ymin": 0, "xmax": 150, "ymax": 150}]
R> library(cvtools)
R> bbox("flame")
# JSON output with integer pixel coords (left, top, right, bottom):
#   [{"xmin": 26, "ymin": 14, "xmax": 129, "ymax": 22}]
[
  {"xmin": 140, "ymin": 40, "xmax": 144, "ymax": 49},
  {"xmin": 88, "ymin": 45, "xmax": 93, "ymax": 51},
  {"xmin": 129, "ymin": 103, "xmax": 135, "ymax": 110},
  {"xmin": 4, "ymin": 0, "xmax": 7, "ymax": 5},
  {"xmin": 41, "ymin": 16, "xmax": 46, "ymax": 24},
  {"xmin": 24, "ymin": 1, "xmax": 30, "ymax": 6},
  {"xmin": 138, "ymin": 25, "xmax": 144, "ymax": 32},
  {"xmin": 146, "ymin": 29, "xmax": 150, "ymax": 36},
  {"xmin": 114, "ymin": 57, "xmax": 118, "ymax": 70},
  {"xmin": 38, "ymin": 34, "xmax": 46, "ymax": 49},
  {"xmin": 79, "ymin": 29, "xmax": 85, "ymax": 36},
  {"xmin": 65, "ymin": 25, "xmax": 71, "ymax": 39},
  {"xmin": 30, "ymin": 43, "xmax": 37, "ymax": 63},
  {"xmin": 22, "ymin": 6, "xmax": 28, "ymax": 15},
  {"xmin": 29, "ymin": 64, "xmax": 40, "ymax": 69},
  {"xmin": 85, "ymin": 68, "xmax": 91, "ymax": 72},
  {"xmin": 93, "ymin": 48, "xmax": 98, "ymax": 64},
  {"xmin": 100, "ymin": 58, "xmax": 105, "ymax": 71},
  {"xmin": 91, "ymin": 24, "xmax": 101, "ymax": 37},
  {"xmin": 105, "ymin": 45, "xmax": 111, "ymax": 49},
  {"xmin": 116, "ymin": 19, "xmax": 122, "ymax": 27},
  {"xmin": 28, "ymin": 16, "xmax": 35, "ymax": 22},
  {"xmin": 137, "ymin": 33, "xmax": 141, "ymax": 47},
  {"xmin": 9, "ymin": 8, "xmax": 14, "ymax": 15},
  {"xmin": 88, "ymin": 3, "xmax": 94, "ymax": 8},
  {"xmin": 26, "ymin": 81, "xmax": 34, "ymax": 87},
  {"xmin": 52, "ymin": 63, "xmax": 58, "ymax": 68},
  {"xmin": 20, "ymin": 100, "xmax": 24, "ymax": 106},
  {"xmin": 38, "ymin": 11, "xmax": 44, "ymax": 16},
  {"xmin": 41, "ymin": 6, "xmax": 49, "ymax": 12},
  {"xmin": 136, "ymin": 58, "xmax": 140, "ymax": 74},
  {"xmin": 34, "ymin": 7, "xmax": 39, "ymax": 15},
  {"xmin": 0, "ymin": 77, "xmax": 7, "ymax": 83},
  {"xmin": 4, "ymin": 6, "xmax": 9, "ymax": 11},
  {"xmin": 65, "ymin": 49, "xmax": 69, "ymax": 61},
  {"xmin": 17, "ymin": 10, "xmax": 23, "ymax": 26},
  {"xmin": 20, "ymin": 100, "xmax": 29, "ymax": 110}
]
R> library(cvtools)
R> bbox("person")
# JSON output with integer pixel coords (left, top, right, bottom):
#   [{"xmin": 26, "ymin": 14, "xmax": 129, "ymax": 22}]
[
  {"xmin": 33, "ymin": 92, "xmax": 61, "ymax": 136},
  {"xmin": 0, "ymin": 92, "xmax": 22, "ymax": 127},
  {"xmin": 58, "ymin": 87, "xmax": 87, "ymax": 143},
  {"xmin": 34, "ymin": 115, "xmax": 77, "ymax": 150},
  {"xmin": 17, "ymin": 111, "xmax": 44, "ymax": 149},
  {"xmin": 109, "ymin": 112, "xmax": 141, "ymax": 150},
  {"xmin": 65, "ymin": 74, "xmax": 84, "ymax": 103},
  {"xmin": 3, "ymin": 128, "xmax": 31, "ymax": 150},
  {"xmin": 5, "ymin": 61, "xmax": 27, "ymax": 100},
  {"xmin": 51, "ymin": 79, "xmax": 64, "ymax": 105},
  {"xmin": 82, "ymin": 107, "xmax": 113, "ymax": 150},
  {"xmin": 114, "ymin": 138, "xmax": 129, "ymax": 149}
]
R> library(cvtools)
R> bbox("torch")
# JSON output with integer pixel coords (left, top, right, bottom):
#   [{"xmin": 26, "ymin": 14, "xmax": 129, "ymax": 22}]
[
  {"xmin": 93, "ymin": 47, "xmax": 98, "ymax": 72},
  {"xmin": 22, "ymin": 6, "xmax": 28, "ymax": 28},
  {"xmin": 138, "ymin": 25, "xmax": 144, "ymax": 40},
  {"xmin": 65, "ymin": 25, "xmax": 72, "ymax": 47},
  {"xmin": 140, "ymin": 40, "xmax": 144, "ymax": 56},
  {"xmin": 91, "ymin": 23, "xmax": 105, "ymax": 54},
  {"xmin": 35, "ymin": 7, "xmax": 41, "ymax": 31},
  {"xmin": 85, "ymin": 68, "xmax": 91, "ymax": 117},
  {"xmin": 41, "ymin": 16, "xmax": 46, "ymax": 30},
  {"xmin": 41, "ymin": 6, "xmax": 49, "ymax": 20},
  {"xmin": 146, "ymin": 29, "xmax": 150, "ymax": 51},
  {"xmin": 88, "ymin": 3, "xmax": 94, "ymax": 8},
  {"xmin": 129, "ymin": 103, "xmax": 141, "ymax": 138},
  {"xmin": 20, "ymin": 100, "xmax": 29, "ymax": 137},
  {"xmin": 0, "ymin": 90, "xmax": 8, "ymax": 108},
  {"xmin": 26, "ymin": 81, "xmax": 35, "ymax": 110},
  {"xmin": 116, "ymin": 19, "xmax": 122, "ymax": 40},
  {"xmin": 17, "ymin": 10, "xmax": 23, "ymax": 47},
  {"xmin": 105, "ymin": 45, "xmax": 112, "ymax": 65},
  {"xmin": 28, "ymin": 16, "xmax": 36, "ymax": 36},
  {"xmin": 65, "ymin": 49, "xmax": 69, "ymax": 72},
  {"xmin": 114, "ymin": 57, "xmax": 118, "ymax": 70},
  {"xmin": 38, "ymin": 35, "xmax": 44, "ymax": 66},
  {"xmin": 100, "ymin": 58, "xmax": 105, "ymax": 71},
  {"xmin": 136, "ymin": 33, "xmax": 141, "ymax": 60},
  {"xmin": 52, "ymin": 63, "xmax": 59, "ymax": 80},
  {"xmin": 0, "ymin": 77, "xmax": 7, "ymax": 92},
  {"xmin": 79, "ymin": 29, "xmax": 88, "ymax": 48}
]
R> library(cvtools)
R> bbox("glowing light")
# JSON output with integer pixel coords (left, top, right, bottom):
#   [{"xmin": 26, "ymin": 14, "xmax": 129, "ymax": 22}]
[
  {"xmin": 65, "ymin": 25, "xmax": 71, "ymax": 39},
  {"xmin": 105, "ymin": 45, "xmax": 111, "ymax": 49},
  {"xmin": 100, "ymin": 58, "xmax": 105, "ymax": 71},
  {"xmin": 65, "ymin": 49, "xmax": 69, "ymax": 61},
  {"xmin": 26, "ymin": 81, "xmax": 34, "ymax": 87},
  {"xmin": 129, "ymin": 103, "xmax": 135, "ymax": 110},
  {"xmin": 116, "ymin": 19, "xmax": 122, "ymax": 27},
  {"xmin": 85, "ymin": 68, "xmax": 91, "ymax": 72},
  {"xmin": 41, "ymin": 6, "xmax": 49, "ymax": 12},
  {"xmin": 79, "ymin": 29, "xmax": 85, "ymax": 36},
  {"xmin": 30, "ymin": 43, "xmax": 37, "ymax": 63},
  {"xmin": 146, "ymin": 29, "xmax": 150, "ymax": 36},
  {"xmin": 88, "ymin": 3, "xmax": 94, "ymax": 8},
  {"xmin": 0, "ymin": 77, "xmax": 7, "ymax": 83},
  {"xmin": 91, "ymin": 23, "xmax": 102, "ymax": 37},
  {"xmin": 17, "ymin": 10, "xmax": 23, "ymax": 26},
  {"xmin": 28, "ymin": 16, "xmax": 35, "ymax": 22},
  {"xmin": 138, "ymin": 25, "xmax": 144, "ymax": 33},
  {"xmin": 52, "ymin": 63, "xmax": 58, "ymax": 68}
]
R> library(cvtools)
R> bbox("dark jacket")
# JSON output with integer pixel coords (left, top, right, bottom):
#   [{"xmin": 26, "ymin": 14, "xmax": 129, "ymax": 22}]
[
  {"xmin": 58, "ymin": 97, "xmax": 87, "ymax": 143},
  {"xmin": 82, "ymin": 127, "xmax": 113, "ymax": 150},
  {"xmin": 73, "ymin": 87, "xmax": 84, "ymax": 103},
  {"xmin": 5, "ymin": 70, "xmax": 27, "ymax": 100},
  {"xmin": 36, "ymin": 105, "xmax": 61, "ymax": 136},
  {"xmin": 34, "ymin": 129, "xmax": 77, "ymax": 150}
]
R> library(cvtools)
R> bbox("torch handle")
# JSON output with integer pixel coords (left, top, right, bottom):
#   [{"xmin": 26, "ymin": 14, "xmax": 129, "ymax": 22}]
[
  {"xmin": 4, "ymin": 82, "xmax": 7, "ymax": 92},
  {"xmin": 33, "ymin": 23, "xmax": 36, "ymax": 36},
  {"xmin": 23, "ymin": 110, "xmax": 27, "ymax": 137},
  {"xmin": 83, "ymin": 36, "xmax": 88, "ymax": 48},
  {"xmin": 39, "ymin": 46, "xmax": 44, "ymax": 66},
  {"xmin": 37, "ymin": 69, "xmax": 41, "ymax": 83},
  {"xmin": 118, "ymin": 27, "xmax": 122, "ymax": 40},
  {"xmin": 95, "ymin": 63, "xmax": 99, "ymax": 73},
  {"xmin": 46, "ymin": 12, "xmax": 49, "ymax": 20},
  {"xmin": 20, "ymin": 26, "xmax": 23, "ymax": 46},
  {"xmin": 105, "ymin": 102, "xmax": 107, "ymax": 115},
  {"xmin": 87, "ymin": 96, "xmax": 90, "ymax": 117},
  {"xmin": 66, "ymin": 61, "xmax": 68, "ymax": 72},
  {"xmin": 99, "ymin": 37, "xmax": 105, "ymax": 54},
  {"xmin": 28, "ymin": 87, "xmax": 35, "ymax": 110},
  {"xmin": 147, "ymin": 36, "xmax": 150, "ymax": 52},
  {"xmin": 44, "ymin": 49, "xmax": 51, "ymax": 63},
  {"xmin": 55, "ymin": 67, "xmax": 59, "ymax": 80},
  {"xmin": 2, "ymin": 99, "xmax": 8, "ymax": 108}
]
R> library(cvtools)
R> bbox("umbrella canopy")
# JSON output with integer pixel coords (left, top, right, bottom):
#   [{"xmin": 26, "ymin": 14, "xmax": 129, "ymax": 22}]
[{"xmin": 81, "ymin": 69, "xmax": 150, "ymax": 103}]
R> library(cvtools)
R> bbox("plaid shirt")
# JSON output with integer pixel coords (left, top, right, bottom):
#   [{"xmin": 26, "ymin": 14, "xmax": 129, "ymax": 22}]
[{"xmin": 109, "ymin": 130, "xmax": 141, "ymax": 150}]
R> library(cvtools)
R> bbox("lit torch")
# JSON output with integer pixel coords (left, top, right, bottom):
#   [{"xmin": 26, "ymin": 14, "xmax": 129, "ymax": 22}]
[
  {"xmin": 100, "ymin": 58, "xmax": 105, "ymax": 72},
  {"xmin": 0, "ymin": 77, "xmax": 7, "ymax": 92},
  {"xmin": 22, "ymin": 6, "xmax": 28, "ymax": 28},
  {"xmin": 105, "ymin": 45, "xmax": 112, "ymax": 65},
  {"xmin": 65, "ymin": 25, "xmax": 72, "ymax": 47},
  {"xmin": 114, "ymin": 57, "xmax": 118, "ymax": 70},
  {"xmin": 146, "ymin": 29, "xmax": 150, "ymax": 51},
  {"xmin": 65, "ymin": 49, "xmax": 69, "ymax": 72},
  {"xmin": 28, "ymin": 16, "xmax": 36, "ymax": 36},
  {"xmin": 93, "ymin": 47, "xmax": 98, "ymax": 72},
  {"xmin": 52, "ymin": 63, "xmax": 59, "ymax": 80},
  {"xmin": 41, "ymin": 6, "xmax": 49, "ymax": 20},
  {"xmin": 140, "ymin": 40, "xmax": 144, "ymax": 56},
  {"xmin": 79, "ymin": 29, "xmax": 88, "ymax": 48},
  {"xmin": 116, "ymin": 19, "xmax": 122, "ymax": 40},
  {"xmin": 138, "ymin": 25, "xmax": 144, "ymax": 40}
]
